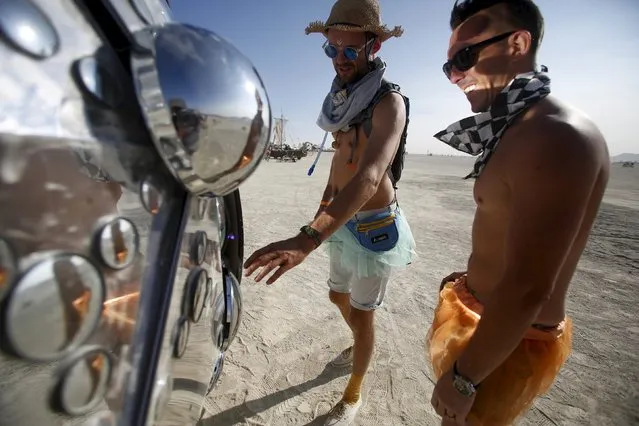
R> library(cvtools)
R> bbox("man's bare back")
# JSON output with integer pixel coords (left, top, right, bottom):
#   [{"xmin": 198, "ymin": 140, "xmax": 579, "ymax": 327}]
[{"xmin": 466, "ymin": 95, "xmax": 610, "ymax": 325}]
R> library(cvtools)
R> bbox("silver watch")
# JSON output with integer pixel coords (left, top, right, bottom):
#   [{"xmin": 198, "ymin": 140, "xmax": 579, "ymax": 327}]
[{"xmin": 452, "ymin": 362, "xmax": 479, "ymax": 397}]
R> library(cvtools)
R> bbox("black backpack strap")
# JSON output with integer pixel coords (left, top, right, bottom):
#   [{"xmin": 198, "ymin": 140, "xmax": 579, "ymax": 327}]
[{"xmin": 347, "ymin": 79, "xmax": 409, "ymax": 188}]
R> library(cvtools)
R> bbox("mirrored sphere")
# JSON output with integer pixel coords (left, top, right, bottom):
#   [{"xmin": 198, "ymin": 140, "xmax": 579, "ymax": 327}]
[{"xmin": 131, "ymin": 23, "xmax": 272, "ymax": 196}]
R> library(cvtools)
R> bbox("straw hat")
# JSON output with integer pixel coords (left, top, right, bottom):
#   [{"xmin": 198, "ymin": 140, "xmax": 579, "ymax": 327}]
[{"xmin": 305, "ymin": 0, "xmax": 403, "ymax": 43}]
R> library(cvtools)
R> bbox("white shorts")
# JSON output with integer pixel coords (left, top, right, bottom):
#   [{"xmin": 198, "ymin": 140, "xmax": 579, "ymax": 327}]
[
  {"xmin": 327, "ymin": 205, "xmax": 396, "ymax": 311},
  {"xmin": 327, "ymin": 243, "xmax": 391, "ymax": 311}
]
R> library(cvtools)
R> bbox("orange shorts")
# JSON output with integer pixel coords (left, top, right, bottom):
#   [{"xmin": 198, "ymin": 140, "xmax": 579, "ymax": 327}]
[{"xmin": 426, "ymin": 276, "xmax": 572, "ymax": 426}]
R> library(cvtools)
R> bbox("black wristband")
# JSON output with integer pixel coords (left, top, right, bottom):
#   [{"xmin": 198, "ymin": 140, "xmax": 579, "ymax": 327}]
[{"xmin": 299, "ymin": 225, "xmax": 321, "ymax": 248}]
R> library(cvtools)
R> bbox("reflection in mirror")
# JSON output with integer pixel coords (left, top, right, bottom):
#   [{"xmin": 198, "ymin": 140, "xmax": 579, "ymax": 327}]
[
  {"xmin": 222, "ymin": 270, "xmax": 242, "ymax": 351},
  {"xmin": 172, "ymin": 316, "xmax": 190, "ymax": 358},
  {"xmin": 4, "ymin": 253, "xmax": 105, "ymax": 361},
  {"xmin": 53, "ymin": 347, "xmax": 113, "ymax": 415},
  {"xmin": 208, "ymin": 197, "xmax": 226, "ymax": 244},
  {"xmin": 189, "ymin": 231, "xmax": 207, "ymax": 266},
  {"xmin": 140, "ymin": 178, "xmax": 164, "ymax": 214},
  {"xmin": 205, "ymin": 276, "xmax": 213, "ymax": 308},
  {"xmin": 73, "ymin": 56, "xmax": 123, "ymax": 108},
  {"xmin": 185, "ymin": 267, "xmax": 207, "ymax": 323},
  {"xmin": 96, "ymin": 217, "xmax": 139, "ymax": 270},
  {"xmin": 131, "ymin": 23, "xmax": 272, "ymax": 196},
  {"xmin": 206, "ymin": 352, "xmax": 225, "ymax": 395},
  {"xmin": 0, "ymin": 237, "xmax": 17, "ymax": 302}
]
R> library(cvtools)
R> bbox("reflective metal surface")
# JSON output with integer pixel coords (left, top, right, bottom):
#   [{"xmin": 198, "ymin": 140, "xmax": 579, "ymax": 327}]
[
  {"xmin": 95, "ymin": 217, "xmax": 140, "ymax": 270},
  {"xmin": 73, "ymin": 56, "xmax": 124, "ymax": 109},
  {"xmin": 189, "ymin": 231, "xmax": 208, "ymax": 266},
  {"xmin": 140, "ymin": 177, "xmax": 165, "ymax": 214},
  {"xmin": 3, "ymin": 253, "xmax": 106, "ymax": 361},
  {"xmin": 0, "ymin": 0, "xmax": 167, "ymax": 422},
  {"xmin": 52, "ymin": 346, "xmax": 114, "ymax": 415},
  {"xmin": 131, "ymin": 23, "xmax": 272, "ymax": 196},
  {"xmin": 185, "ymin": 267, "xmax": 208, "ymax": 323},
  {"xmin": 0, "ymin": 238, "xmax": 17, "ymax": 302},
  {"xmin": 148, "ymin": 193, "xmax": 240, "ymax": 425},
  {"xmin": 0, "ymin": 0, "xmax": 264, "ymax": 424},
  {"xmin": 221, "ymin": 269, "xmax": 243, "ymax": 351},
  {"xmin": 0, "ymin": 0, "xmax": 59, "ymax": 58}
]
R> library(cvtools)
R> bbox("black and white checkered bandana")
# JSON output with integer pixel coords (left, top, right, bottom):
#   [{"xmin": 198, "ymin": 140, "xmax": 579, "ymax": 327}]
[{"xmin": 434, "ymin": 71, "xmax": 551, "ymax": 179}]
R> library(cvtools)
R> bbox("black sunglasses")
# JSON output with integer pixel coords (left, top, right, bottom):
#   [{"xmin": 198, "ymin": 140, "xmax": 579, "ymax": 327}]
[{"xmin": 442, "ymin": 31, "xmax": 516, "ymax": 79}]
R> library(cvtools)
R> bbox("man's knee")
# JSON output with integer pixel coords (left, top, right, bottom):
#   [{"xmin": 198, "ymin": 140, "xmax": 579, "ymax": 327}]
[
  {"xmin": 329, "ymin": 289, "xmax": 350, "ymax": 306},
  {"xmin": 348, "ymin": 307, "xmax": 375, "ymax": 334}
]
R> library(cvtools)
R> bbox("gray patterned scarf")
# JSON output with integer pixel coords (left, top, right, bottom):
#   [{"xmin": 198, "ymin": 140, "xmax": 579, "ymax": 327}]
[
  {"xmin": 434, "ymin": 71, "xmax": 551, "ymax": 179},
  {"xmin": 316, "ymin": 57, "xmax": 386, "ymax": 133}
]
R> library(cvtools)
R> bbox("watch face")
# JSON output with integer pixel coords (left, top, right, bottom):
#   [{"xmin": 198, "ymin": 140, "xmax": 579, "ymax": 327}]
[{"xmin": 453, "ymin": 375, "xmax": 475, "ymax": 397}]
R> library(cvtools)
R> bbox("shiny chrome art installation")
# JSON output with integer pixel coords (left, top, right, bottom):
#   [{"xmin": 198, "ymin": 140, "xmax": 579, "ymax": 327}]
[{"xmin": 0, "ymin": 0, "xmax": 271, "ymax": 425}]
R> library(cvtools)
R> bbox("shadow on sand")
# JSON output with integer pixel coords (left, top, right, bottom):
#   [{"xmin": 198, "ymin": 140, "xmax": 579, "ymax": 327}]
[{"xmin": 198, "ymin": 363, "xmax": 350, "ymax": 426}]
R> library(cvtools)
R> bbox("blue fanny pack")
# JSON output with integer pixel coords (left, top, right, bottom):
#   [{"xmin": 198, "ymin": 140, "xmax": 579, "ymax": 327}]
[{"xmin": 345, "ymin": 208, "xmax": 399, "ymax": 252}]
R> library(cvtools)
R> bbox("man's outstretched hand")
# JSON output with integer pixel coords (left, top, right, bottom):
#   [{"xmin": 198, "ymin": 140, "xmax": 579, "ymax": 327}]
[{"xmin": 243, "ymin": 234, "xmax": 316, "ymax": 285}]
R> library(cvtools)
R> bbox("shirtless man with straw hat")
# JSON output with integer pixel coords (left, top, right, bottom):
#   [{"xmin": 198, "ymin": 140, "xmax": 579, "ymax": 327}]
[
  {"xmin": 426, "ymin": 1, "xmax": 610, "ymax": 425},
  {"xmin": 244, "ymin": 0, "xmax": 416, "ymax": 424}
]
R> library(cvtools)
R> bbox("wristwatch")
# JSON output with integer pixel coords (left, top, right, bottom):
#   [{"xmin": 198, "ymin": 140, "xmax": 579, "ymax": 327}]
[
  {"xmin": 452, "ymin": 361, "xmax": 479, "ymax": 397},
  {"xmin": 299, "ymin": 225, "xmax": 322, "ymax": 248}
]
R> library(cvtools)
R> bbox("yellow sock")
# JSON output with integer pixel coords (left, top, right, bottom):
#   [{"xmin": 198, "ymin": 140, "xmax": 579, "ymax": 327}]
[{"xmin": 342, "ymin": 374, "xmax": 364, "ymax": 404}]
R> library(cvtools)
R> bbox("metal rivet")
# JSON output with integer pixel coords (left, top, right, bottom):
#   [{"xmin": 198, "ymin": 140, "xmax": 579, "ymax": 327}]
[
  {"xmin": 73, "ymin": 57, "xmax": 123, "ymax": 108},
  {"xmin": 172, "ymin": 316, "xmax": 189, "ymax": 358},
  {"xmin": 0, "ymin": 237, "xmax": 17, "ymax": 302},
  {"xmin": 95, "ymin": 217, "xmax": 139, "ymax": 270},
  {"xmin": 0, "ymin": 0, "xmax": 59, "ymax": 58},
  {"xmin": 189, "ymin": 231, "xmax": 207, "ymax": 266},
  {"xmin": 140, "ymin": 178, "xmax": 163, "ymax": 215}
]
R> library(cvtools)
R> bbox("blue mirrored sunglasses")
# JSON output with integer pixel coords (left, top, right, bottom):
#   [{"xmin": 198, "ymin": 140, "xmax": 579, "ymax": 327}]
[{"xmin": 323, "ymin": 39, "xmax": 373, "ymax": 61}]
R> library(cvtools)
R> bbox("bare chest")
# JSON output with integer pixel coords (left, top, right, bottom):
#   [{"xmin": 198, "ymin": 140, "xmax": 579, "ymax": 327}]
[
  {"xmin": 332, "ymin": 126, "xmax": 368, "ymax": 169},
  {"xmin": 472, "ymin": 147, "xmax": 511, "ymax": 214}
]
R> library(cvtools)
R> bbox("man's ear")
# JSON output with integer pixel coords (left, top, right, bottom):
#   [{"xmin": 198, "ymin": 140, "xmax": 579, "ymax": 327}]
[
  {"xmin": 510, "ymin": 30, "xmax": 533, "ymax": 57},
  {"xmin": 372, "ymin": 37, "xmax": 382, "ymax": 55}
]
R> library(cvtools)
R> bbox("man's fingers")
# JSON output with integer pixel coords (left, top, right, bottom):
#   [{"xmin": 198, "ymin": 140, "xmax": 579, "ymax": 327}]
[
  {"xmin": 244, "ymin": 244, "xmax": 274, "ymax": 268},
  {"xmin": 254, "ymin": 257, "xmax": 285, "ymax": 282},
  {"xmin": 266, "ymin": 263, "xmax": 291, "ymax": 285},
  {"xmin": 244, "ymin": 251, "xmax": 279, "ymax": 276},
  {"xmin": 431, "ymin": 396, "xmax": 443, "ymax": 416},
  {"xmin": 441, "ymin": 417, "xmax": 457, "ymax": 426}
]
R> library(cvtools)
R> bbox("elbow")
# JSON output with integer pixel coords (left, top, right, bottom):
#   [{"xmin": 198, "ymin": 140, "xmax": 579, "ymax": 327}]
[
  {"xmin": 498, "ymin": 274, "xmax": 555, "ymax": 307},
  {"xmin": 356, "ymin": 172, "xmax": 381, "ymax": 199}
]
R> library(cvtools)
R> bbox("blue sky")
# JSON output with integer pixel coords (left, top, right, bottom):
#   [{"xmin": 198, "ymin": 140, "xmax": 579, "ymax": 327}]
[{"xmin": 171, "ymin": 0, "xmax": 639, "ymax": 156}]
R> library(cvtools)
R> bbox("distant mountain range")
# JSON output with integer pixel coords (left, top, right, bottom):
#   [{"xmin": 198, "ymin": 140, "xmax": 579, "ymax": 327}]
[{"xmin": 612, "ymin": 153, "xmax": 639, "ymax": 163}]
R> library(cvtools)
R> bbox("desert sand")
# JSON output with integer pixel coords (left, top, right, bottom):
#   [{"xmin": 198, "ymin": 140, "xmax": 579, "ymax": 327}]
[{"xmin": 199, "ymin": 153, "xmax": 638, "ymax": 426}]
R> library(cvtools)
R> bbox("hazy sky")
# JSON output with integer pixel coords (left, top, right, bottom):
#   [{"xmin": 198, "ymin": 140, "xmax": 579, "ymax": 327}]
[{"xmin": 171, "ymin": 0, "xmax": 639, "ymax": 156}]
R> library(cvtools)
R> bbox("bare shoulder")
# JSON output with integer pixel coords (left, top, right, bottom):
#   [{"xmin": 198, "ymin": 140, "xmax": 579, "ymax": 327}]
[
  {"xmin": 505, "ymin": 96, "xmax": 610, "ymax": 182},
  {"xmin": 371, "ymin": 91, "xmax": 406, "ymax": 125}
]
